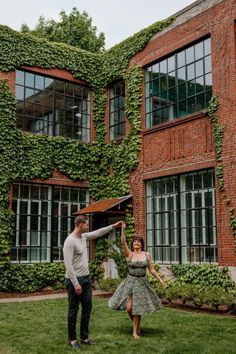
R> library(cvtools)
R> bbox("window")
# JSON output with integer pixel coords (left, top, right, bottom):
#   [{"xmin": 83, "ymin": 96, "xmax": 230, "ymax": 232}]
[
  {"xmin": 145, "ymin": 38, "xmax": 212, "ymax": 128},
  {"xmin": 16, "ymin": 70, "xmax": 91, "ymax": 142},
  {"xmin": 109, "ymin": 81, "xmax": 125, "ymax": 140},
  {"xmin": 11, "ymin": 183, "xmax": 89, "ymax": 263},
  {"xmin": 146, "ymin": 169, "xmax": 217, "ymax": 264}
]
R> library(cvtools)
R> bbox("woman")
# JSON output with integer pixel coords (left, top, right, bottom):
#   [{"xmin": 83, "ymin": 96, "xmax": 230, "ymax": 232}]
[{"xmin": 108, "ymin": 222, "xmax": 165, "ymax": 338}]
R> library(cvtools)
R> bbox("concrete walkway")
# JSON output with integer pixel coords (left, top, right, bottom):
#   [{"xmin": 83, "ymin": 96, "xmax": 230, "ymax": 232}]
[{"xmin": 0, "ymin": 290, "xmax": 110, "ymax": 303}]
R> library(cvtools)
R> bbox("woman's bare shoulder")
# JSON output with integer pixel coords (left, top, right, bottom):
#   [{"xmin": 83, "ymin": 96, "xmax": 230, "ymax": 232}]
[{"xmin": 126, "ymin": 251, "xmax": 133, "ymax": 261}]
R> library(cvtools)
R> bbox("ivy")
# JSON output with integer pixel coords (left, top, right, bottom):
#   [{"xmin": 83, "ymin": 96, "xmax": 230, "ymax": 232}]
[
  {"xmin": 0, "ymin": 19, "xmax": 174, "ymax": 265},
  {"xmin": 208, "ymin": 96, "xmax": 224, "ymax": 191},
  {"xmin": 208, "ymin": 97, "xmax": 236, "ymax": 253},
  {"xmin": 229, "ymin": 208, "xmax": 236, "ymax": 254}
]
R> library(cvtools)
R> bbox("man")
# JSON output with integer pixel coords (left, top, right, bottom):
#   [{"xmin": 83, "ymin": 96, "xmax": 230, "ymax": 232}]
[{"xmin": 63, "ymin": 215, "xmax": 122, "ymax": 350}]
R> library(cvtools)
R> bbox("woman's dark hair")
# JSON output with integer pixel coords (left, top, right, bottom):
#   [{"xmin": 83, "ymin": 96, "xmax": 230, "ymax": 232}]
[{"xmin": 131, "ymin": 236, "xmax": 145, "ymax": 251}]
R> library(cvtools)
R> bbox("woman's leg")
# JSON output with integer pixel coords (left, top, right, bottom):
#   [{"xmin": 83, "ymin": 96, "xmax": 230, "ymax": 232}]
[
  {"xmin": 126, "ymin": 297, "xmax": 133, "ymax": 321},
  {"xmin": 137, "ymin": 315, "xmax": 141, "ymax": 335},
  {"xmin": 133, "ymin": 315, "xmax": 141, "ymax": 338}
]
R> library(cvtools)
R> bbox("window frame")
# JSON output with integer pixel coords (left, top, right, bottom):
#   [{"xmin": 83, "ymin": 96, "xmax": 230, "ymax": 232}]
[
  {"xmin": 11, "ymin": 183, "xmax": 89, "ymax": 263},
  {"xmin": 146, "ymin": 169, "xmax": 217, "ymax": 265},
  {"xmin": 109, "ymin": 80, "xmax": 125, "ymax": 140},
  {"xmin": 15, "ymin": 70, "xmax": 91, "ymax": 142},
  {"xmin": 144, "ymin": 37, "xmax": 212, "ymax": 129}
]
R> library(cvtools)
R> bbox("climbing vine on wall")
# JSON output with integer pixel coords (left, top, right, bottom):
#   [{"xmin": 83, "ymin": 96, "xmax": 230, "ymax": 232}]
[
  {"xmin": 208, "ymin": 96, "xmax": 224, "ymax": 191},
  {"xmin": 0, "ymin": 19, "xmax": 174, "ymax": 264},
  {"xmin": 208, "ymin": 96, "xmax": 236, "ymax": 254},
  {"xmin": 229, "ymin": 209, "xmax": 236, "ymax": 254}
]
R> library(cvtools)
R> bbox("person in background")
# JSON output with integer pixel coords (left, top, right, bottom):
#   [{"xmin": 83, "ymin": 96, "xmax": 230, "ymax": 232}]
[
  {"xmin": 63, "ymin": 215, "xmax": 123, "ymax": 350},
  {"xmin": 108, "ymin": 221, "xmax": 165, "ymax": 338}
]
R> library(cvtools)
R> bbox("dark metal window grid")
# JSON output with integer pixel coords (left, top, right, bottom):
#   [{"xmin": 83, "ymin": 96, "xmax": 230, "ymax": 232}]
[
  {"xmin": 15, "ymin": 70, "xmax": 91, "ymax": 142},
  {"xmin": 109, "ymin": 81, "xmax": 125, "ymax": 140},
  {"xmin": 146, "ymin": 169, "xmax": 217, "ymax": 264},
  {"xmin": 11, "ymin": 183, "xmax": 89, "ymax": 263},
  {"xmin": 145, "ymin": 37, "xmax": 212, "ymax": 128}
]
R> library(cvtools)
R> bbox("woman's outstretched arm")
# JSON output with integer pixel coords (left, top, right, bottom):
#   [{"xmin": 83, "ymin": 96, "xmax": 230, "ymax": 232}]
[{"xmin": 121, "ymin": 222, "xmax": 131, "ymax": 258}]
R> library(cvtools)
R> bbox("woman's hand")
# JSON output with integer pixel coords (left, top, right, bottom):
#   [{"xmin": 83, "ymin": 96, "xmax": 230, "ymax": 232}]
[{"xmin": 112, "ymin": 220, "xmax": 124, "ymax": 229}]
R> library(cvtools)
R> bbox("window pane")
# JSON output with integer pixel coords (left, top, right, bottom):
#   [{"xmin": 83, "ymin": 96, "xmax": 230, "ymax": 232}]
[
  {"xmin": 35, "ymin": 75, "xmax": 44, "ymax": 90},
  {"xmin": 16, "ymin": 70, "xmax": 24, "ymax": 85},
  {"xmin": 196, "ymin": 76, "xmax": 204, "ymax": 93},
  {"xmin": 45, "ymin": 78, "xmax": 54, "ymax": 90},
  {"xmin": 204, "ymin": 38, "xmax": 211, "ymax": 56},
  {"xmin": 25, "ymin": 72, "xmax": 34, "ymax": 87},
  {"xmin": 177, "ymin": 67, "xmax": 186, "ymax": 82},
  {"xmin": 168, "ymin": 55, "xmax": 175, "ymax": 72},
  {"xmin": 160, "ymin": 60, "xmax": 167, "ymax": 74},
  {"xmin": 195, "ymin": 41, "xmax": 204, "ymax": 60},
  {"xmin": 195, "ymin": 59, "xmax": 204, "ymax": 78},
  {"xmin": 187, "ymin": 64, "xmax": 195, "ymax": 81},
  {"xmin": 152, "ymin": 63, "xmax": 160, "ymax": 80},
  {"xmin": 204, "ymin": 55, "xmax": 212, "ymax": 74},
  {"xmin": 16, "ymin": 86, "xmax": 24, "ymax": 101},
  {"xmin": 177, "ymin": 51, "xmax": 185, "ymax": 68},
  {"xmin": 186, "ymin": 47, "xmax": 194, "ymax": 64}
]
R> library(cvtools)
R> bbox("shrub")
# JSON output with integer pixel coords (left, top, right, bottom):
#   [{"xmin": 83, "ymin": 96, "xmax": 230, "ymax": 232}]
[
  {"xmin": 171, "ymin": 264, "xmax": 235, "ymax": 290},
  {"xmin": 0, "ymin": 262, "xmax": 65, "ymax": 293},
  {"xmin": 98, "ymin": 277, "xmax": 122, "ymax": 292}
]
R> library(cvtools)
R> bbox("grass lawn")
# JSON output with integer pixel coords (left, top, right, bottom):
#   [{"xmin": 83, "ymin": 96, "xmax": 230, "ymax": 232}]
[{"xmin": 0, "ymin": 297, "xmax": 235, "ymax": 354}]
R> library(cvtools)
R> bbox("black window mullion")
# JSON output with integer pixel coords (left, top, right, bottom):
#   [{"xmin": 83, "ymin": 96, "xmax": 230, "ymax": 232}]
[
  {"xmin": 39, "ymin": 214, "xmax": 42, "ymax": 263},
  {"xmin": 188, "ymin": 209, "xmax": 192, "ymax": 263},
  {"xmin": 168, "ymin": 210, "xmax": 171, "ymax": 264},
  {"xmin": 52, "ymin": 81, "xmax": 56, "ymax": 137},
  {"xmin": 177, "ymin": 175, "xmax": 182, "ymax": 264},
  {"xmin": 51, "ymin": 185, "xmax": 55, "ymax": 262}
]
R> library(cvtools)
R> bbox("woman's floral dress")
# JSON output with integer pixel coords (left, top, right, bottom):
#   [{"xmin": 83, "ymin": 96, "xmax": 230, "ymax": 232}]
[{"xmin": 108, "ymin": 254, "xmax": 162, "ymax": 315}]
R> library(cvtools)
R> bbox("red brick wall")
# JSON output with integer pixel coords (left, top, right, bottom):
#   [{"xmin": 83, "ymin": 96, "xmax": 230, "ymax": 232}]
[
  {"xmin": 0, "ymin": 71, "xmax": 15, "ymax": 92},
  {"xmin": 31, "ymin": 169, "xmax": 89, "ymax": 188},
  {"xmin": 129, "ymin": 0, "xmax": 236, "ymax": 266}
]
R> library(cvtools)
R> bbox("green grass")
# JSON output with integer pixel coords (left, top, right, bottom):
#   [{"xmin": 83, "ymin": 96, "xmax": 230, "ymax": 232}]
[{"xmin": 0, "ymin": 297, "xmax": 235, "ymax": 354}]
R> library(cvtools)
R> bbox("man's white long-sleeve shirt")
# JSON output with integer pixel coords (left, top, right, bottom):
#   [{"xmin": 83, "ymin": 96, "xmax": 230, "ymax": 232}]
[{"xmin": 63, "ymin": 225, "xmax": 113, "ymax": 286}]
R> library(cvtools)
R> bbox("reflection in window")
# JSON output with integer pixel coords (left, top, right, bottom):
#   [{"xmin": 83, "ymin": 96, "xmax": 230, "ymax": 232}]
[
  {"xmin": 11, "ymin": 183, "xmax": 89, "ymax": 263},
  {"xmin": 146, "ymin": 169, "xmax": 217, "ymax": 264},
  {"xmin": 145, "ymin": 38, "xmax": 212, "ymax": 128},
  {"xmin": 109, "ymin": 81, "xmax": 125, "ymax": 140},
  {"xmin": 15, "ymin": 70, "xmax": 91, "ymax": 142}
]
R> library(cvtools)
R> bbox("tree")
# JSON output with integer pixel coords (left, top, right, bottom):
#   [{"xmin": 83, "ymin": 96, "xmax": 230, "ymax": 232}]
[{"xmin": 20, "ymin": 7, "xmax": 105, "ymax": 53}]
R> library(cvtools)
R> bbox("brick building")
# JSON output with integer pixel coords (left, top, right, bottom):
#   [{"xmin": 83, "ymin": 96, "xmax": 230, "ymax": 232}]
[
  {"xmin": 128, "ymin": 0, "xmax": 236, "ymax": 279},
  {"xmin": 0, "ymin": 0, "xmax": 235, "ymax": 279}
]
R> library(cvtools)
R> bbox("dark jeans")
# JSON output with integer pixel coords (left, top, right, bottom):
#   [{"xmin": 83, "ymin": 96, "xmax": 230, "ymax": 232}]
[{"xmin": 65, "ymin": 275, "xmax": 92, "ymax": 342}]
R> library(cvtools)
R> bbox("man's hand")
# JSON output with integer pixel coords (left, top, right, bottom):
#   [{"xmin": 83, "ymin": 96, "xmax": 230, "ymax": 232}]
[
  {"xmin": 74, "ymin": 283, "xmax": 82, "ymax": 295},
  {"xmin": 112, "ymin": 220, "xmax": 124, "ymax": 229}
]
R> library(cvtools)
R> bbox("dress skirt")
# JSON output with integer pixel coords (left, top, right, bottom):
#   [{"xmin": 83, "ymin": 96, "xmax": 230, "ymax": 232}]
[{"xmin": 108, "ymin": 274, "xmax": 162, "ymax": 315}]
